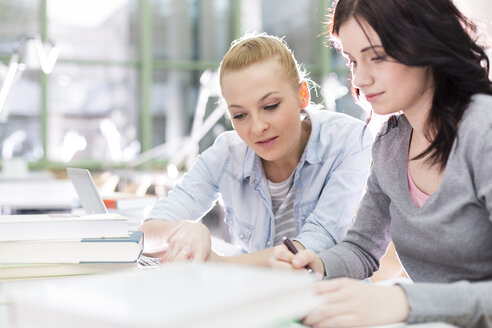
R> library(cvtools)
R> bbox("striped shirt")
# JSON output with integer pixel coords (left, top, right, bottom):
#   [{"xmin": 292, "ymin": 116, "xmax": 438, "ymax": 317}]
[{"xmin": 268, "ymin": 172, "xmax": 296, "ymax": 246}]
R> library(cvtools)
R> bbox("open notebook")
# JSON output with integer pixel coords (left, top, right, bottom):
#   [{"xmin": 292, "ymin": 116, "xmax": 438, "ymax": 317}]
[{"xmin": 3, "ymin": 262, "xmax": 320, "ymax": 328}]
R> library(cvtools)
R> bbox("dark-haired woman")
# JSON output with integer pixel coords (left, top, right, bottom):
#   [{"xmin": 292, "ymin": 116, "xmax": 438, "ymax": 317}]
[{"xmin": 271, "ymin": 0, "xmax": 492, "ymax": 326}]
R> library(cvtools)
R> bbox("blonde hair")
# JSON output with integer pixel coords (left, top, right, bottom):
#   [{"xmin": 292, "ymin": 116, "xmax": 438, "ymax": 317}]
[{"xmin": 219, "ymin": 33, "xmax": 306, "ymax": 89}]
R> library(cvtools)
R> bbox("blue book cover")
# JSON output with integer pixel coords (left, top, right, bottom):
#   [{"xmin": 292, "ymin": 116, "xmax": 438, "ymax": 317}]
[
  {"xmin": 82, "ymin": 231, "xmax": 143, "ymax": 243},
  {"xmin": 80, "ymin": 231, "xmax": 144, "ymax": 263}
]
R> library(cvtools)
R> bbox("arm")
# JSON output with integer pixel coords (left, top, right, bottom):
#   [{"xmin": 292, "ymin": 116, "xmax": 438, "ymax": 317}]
[
  {"xmin": 295, "ymin": 125, "xmax": 373, "ymax": 254},
  {"xmin": 271, "ymin": 245, "xmax": 412, "ymax": 328},
  {"xmin": 209, "ymin": 240, "xmax": 305, "ymax": 267},
  {"xmin": 400, "ymin": 280, "xmax": 492, "ymax": 327},
  {"xmin": 305, "ymin": 126, "xmax": 492, "ymax": 327},
  {"xmin": 147, "ymin": 150, "xmax": 222, "ymax": 224},
  {"xmin": 210, "ymin": 122, "xmax": 372, "ymax": 266},
  {"xmin": 269, "ymin": 157, "xmax": 411, "ymax": 327},
  {"xmin": 139, "ymin": 134, "xmax": 230, "ymax": 261},
  {"xmin": 272, "ymin": 161, "xmax": 393, "ymax": 278}
]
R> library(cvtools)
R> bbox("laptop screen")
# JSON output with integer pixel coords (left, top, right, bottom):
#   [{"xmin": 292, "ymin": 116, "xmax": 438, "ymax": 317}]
[{"xmin": 67, "ymin": 168, "xmax": 108, "ymax": 215}]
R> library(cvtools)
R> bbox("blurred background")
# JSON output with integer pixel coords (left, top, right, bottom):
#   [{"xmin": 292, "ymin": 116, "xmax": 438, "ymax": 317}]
[{"xmin": 0, "ymin": 0, "xmax": 490, "ymax": 218}]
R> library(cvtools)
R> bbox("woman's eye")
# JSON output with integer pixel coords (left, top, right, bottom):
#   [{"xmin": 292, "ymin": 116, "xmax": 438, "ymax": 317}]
[
  {"xmin": 371, "ymin": 55, "xmax": 386, "ymax": 62},
  {"xmin": 264, "ymin": 102, "xmax": 279, "ymax": 110},
  {"xmin": 233, "ymin": 113, "xmax": 246, "ymax": 120}
]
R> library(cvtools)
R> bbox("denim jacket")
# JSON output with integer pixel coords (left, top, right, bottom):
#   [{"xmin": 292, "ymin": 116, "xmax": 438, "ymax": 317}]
[{"xmin": 148, "ymin": 108, "xmax": 373, "ymax": 253}]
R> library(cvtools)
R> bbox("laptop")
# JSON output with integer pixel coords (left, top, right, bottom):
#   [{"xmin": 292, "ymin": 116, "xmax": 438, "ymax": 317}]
[{"xmin": 66, "ymin": 168, "xmax": 108, "ymax": 215}]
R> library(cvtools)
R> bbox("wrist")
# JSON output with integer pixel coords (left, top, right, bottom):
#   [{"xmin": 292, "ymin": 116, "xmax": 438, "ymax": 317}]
[
  {"xmin": 314, "ymin": 257, "xmax": 326, "ymax": 278},
  {"xmin": 391, "ymin": 285, "xmax": 410, "ymax": 322},
  {"xmin": 207, "ymin": 251, "xmax": 225, "ymax": 262}
]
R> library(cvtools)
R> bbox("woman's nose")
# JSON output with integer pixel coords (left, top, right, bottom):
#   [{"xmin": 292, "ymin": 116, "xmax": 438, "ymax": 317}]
[
  {"xmin": 352, "ymin": 65, "xmax": 373, "ymax": 89},
  {"xmin": 251, "ymin": 115, "xmax": 269, "ymax": 135}
]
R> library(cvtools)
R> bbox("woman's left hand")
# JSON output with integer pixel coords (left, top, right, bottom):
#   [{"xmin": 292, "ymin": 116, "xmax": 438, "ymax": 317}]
[{"xmin": 304, "ymin": 278, "xmax": 410, "ymax": 327}]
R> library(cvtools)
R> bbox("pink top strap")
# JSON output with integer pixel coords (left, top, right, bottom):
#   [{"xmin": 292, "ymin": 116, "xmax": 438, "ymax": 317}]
[{"xmin": 407, "ymin": 166, "xmax": 430, "ymax": 208}]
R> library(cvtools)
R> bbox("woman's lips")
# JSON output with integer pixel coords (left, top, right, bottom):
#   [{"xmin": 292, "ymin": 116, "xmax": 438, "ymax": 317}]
[
  {"xmin": 256, "ymin": 136, "xmax": 278, "ymax": 147},
  {"xmin": 364, "ymin": 92, "xmax": 384, "ymax": 102}
]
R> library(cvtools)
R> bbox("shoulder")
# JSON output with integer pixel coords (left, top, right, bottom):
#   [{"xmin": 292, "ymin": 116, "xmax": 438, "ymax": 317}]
[
  {"xmin": 309, "ymin": 108, "xmax": 367, "ymax": 132},
  {"xmin": 372, "ymin": 114, "xmax": 410, "ymax": 163},
  {"xmin": 460, "ymin": 94, "xmax": 492, "ymax": 134},
  {"xmin": 308, "ymin": 109, "xmax": 370, "ymax": 143},
  {"xmin": 211, "ymin": 130, "xmax": 244, "ymax": 149},
  {"xmin": 201, "ymin": 130, "xmax": 248, "ymax": 161},
  {"xmin": 455, "ymin": 94, "xmax": 492, "ymax": 158},
  {"xmin": 304, "ymin": 108, "xmax": 373, "ymax": 163}
]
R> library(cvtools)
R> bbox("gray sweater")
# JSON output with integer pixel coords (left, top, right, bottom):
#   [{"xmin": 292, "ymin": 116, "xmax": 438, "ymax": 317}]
[{"xmin": 319, "ymin": 94, "xmax": 492, "ymax": 327}]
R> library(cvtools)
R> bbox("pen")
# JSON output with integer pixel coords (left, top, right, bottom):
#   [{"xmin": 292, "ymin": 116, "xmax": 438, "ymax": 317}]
[{"xmin": 282, "ymin": 237, "xmax": 314, "ymax": 274}]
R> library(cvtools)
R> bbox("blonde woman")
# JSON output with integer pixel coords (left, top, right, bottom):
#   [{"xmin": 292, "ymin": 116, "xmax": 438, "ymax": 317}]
[{"xmin": 139, "ymin": 34, "xmax": 372, "ymax": 267}]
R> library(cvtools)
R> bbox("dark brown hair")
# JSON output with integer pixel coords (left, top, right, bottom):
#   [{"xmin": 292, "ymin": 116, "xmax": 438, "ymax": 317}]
[{"xmin": 330, "ymin": 0, "xmax": 492, "ymax": 169}]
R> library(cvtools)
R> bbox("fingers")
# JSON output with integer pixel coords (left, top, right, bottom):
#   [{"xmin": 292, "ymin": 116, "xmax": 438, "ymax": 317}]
[
  {"xmin": 270, "ymin": 258, "xmax": 297, "ymax": 271},
  {"xmin": 303, "ymin": 280, "xmax": 357, "ymax": 328},
  {"xmin": 314, "ymin": 277, "xmax": 352, "ymax": 294},
  {"xmin": 271, "ymin": 246, "xmax": 323, "ymax": 276},
  {"xmin": 291, "ymin": 249, "xmax": 318, "ymax": 270},
  {"xmin": 272, "ymin": 245, "xmax": 294, "ymax": 262},
  {"xmin": 174, "ymin": 249, "xmax": 191, "ymax": 262},
  {"xmin": 193, "ymin": 246, "xmax": 209, "ymax": 262},
  {"xmin": 270, "ymin": 245, "xmax": 296, "ymax": 270},
  {"xmin": 161, "ymin": 244, "xmax": 182, "ymax": 262},
  {"xmin": 160, "ymin": 221, "xmax": 211, "ymax": 263},
  {"xmin": 303, "ymin": 279, "xmax": 399, "ymax": 328},
  {"xmin": 142, "ymin": 249, "xmax": 167, "ymax": 259}
]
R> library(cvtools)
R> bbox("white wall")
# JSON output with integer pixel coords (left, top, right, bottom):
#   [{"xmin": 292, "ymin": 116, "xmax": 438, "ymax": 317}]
[{"xmin": 459, "ymin": 0, "xmax": 492, "ymax": 40}]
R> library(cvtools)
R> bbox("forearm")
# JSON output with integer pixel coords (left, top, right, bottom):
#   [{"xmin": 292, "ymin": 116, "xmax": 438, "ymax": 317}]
[
  {"xmin": 400, "ymin": 280, "xmax": 492, "ymax": 327},
  {"xmin": 319, "ymin": 240, "xmax": 381, "ymax": 280},
  {"xmin": 210, "ymin": 241, "xmax": 305, "ymax": 267}
]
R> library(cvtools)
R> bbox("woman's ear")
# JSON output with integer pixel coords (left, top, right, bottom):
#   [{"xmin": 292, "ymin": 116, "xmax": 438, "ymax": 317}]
[{"xmin": 299, "ymin": 81, "xmax": 310, "ymax": 109}]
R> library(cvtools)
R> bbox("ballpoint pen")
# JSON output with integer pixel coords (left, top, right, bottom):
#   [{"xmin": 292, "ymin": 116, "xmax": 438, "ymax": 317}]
[{"xmin": 282, "ymin": 237, "xmax": 314, "ymax": 274}]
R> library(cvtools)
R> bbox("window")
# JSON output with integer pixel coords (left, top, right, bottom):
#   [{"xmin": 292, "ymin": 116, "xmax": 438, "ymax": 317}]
[{"xmin": 0, "ymin": 0, "xmax": 351, "ymax": 169}]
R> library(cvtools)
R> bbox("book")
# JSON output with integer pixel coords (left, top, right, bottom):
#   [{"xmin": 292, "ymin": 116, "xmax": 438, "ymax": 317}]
[
  {"xmin": 3, "ymin": 263, "xmax": 320, "ymax": 328},
  {"xmin": 0, "ymin": 231, "xmax": 143, "ymax": 264},
  {"xmin": 102, "ymin": 193, "xmax": 157, "ymax": 210},
  {"xmin": 0, "ymin": 262, "xmax": 139, "ymax": 280},
  {"xmin": 0, "ymin": 213, "xmax": 128, "ymax": 241}
]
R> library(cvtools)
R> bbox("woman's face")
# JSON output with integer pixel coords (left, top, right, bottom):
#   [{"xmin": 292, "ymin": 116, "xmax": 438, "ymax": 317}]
[
  {"xmin": 338, "ymin": 17, "xmax": 434, "ymax": 116},
  {"xmin": 221, "ymin": 58, "xmax": 309, "ymax": 165}
]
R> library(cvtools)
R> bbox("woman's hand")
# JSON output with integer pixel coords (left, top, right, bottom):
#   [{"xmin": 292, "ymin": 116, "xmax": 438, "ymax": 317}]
[
  {"xmin": 161, "ymin": 221, "xmax": 211, "ymax": 262},
  {"xmin": 304, "ymin": 278, "xmax": 410, "ymax": 327},
  {"xmin": 270, "ymin": 244, "xmax": 325, "ymax": 277},
  {"xmin": 138, "ymin": 219, "xmax": 211, "ymax": 262}
]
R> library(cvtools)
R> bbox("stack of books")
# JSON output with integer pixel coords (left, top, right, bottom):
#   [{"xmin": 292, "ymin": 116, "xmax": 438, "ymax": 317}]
[{"xmin": 0, "ymin": 213, "xmax": 143, "ymax": 280}]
